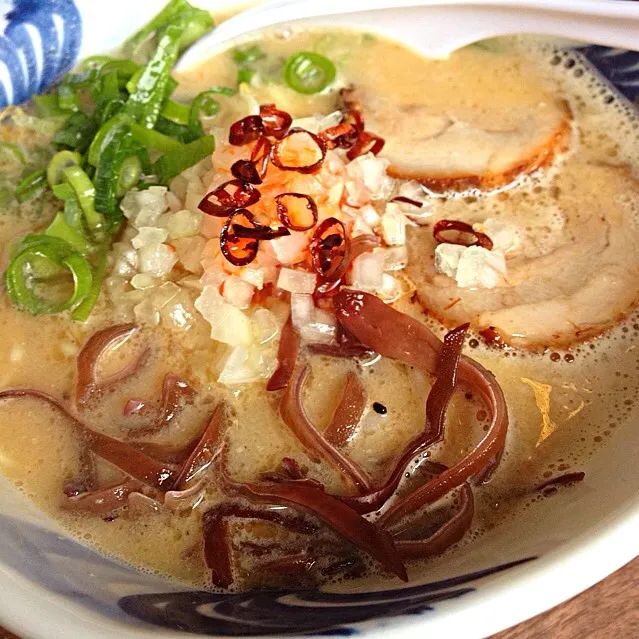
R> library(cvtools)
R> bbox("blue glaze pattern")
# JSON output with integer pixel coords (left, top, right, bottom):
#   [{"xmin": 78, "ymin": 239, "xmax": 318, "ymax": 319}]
[
  {"xmin": 580, "ymin": 46, "xmax": 639, "ymax": 101},
  {"xmin": 118, "ymin": 558, "xmax": 536, "ymax": 636},
  {"xmin": 0, "ymin": 0, "xmax": 81, "ymax": 105}
]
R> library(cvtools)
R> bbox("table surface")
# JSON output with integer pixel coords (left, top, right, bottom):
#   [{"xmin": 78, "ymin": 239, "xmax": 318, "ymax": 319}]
[{"xmin": 0, "ymin": 556, "xmax": 637, "ymax": 639}]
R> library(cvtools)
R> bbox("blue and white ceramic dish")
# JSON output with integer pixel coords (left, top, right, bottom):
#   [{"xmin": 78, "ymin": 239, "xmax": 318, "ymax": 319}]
[{"xmin": 0, "ymin": 2, "xmax": 638, "ymax": 638}]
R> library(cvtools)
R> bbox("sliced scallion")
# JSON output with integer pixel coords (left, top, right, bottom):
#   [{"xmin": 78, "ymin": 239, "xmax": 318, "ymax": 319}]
[
  {"xmin": 283, "ymin": 51, "xmax": 336, "ymax": 94},
  {"xmin": 154, "ymin": 134, "xmax": 214, "ymax": 183},
  {"xmin": 5, "ymin": 235, "xmax": 93, "ymax": 315},
  {"xmin": 15, "ymin": 169, "xmax": 47, "ymax": 203},
  {"xmin": 125, "ymin": 22, "xmax": 184, "ymax": 129},
  {"xmin": 47, "ymin": 150, "xmax": 83, "ymax": 187},
  {"xmin": 62, "ymin": 165, "xmax": 104, "ymax": 235}
]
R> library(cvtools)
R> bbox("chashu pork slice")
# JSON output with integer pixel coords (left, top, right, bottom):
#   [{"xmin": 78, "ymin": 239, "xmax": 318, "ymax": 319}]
[
  {"xmin": 406, "ymin": 162, "xmax": 639, "ymax": 349},
  {"xmin": 342, "ymin": 87, "xmax": 572, "ymax": 192}
]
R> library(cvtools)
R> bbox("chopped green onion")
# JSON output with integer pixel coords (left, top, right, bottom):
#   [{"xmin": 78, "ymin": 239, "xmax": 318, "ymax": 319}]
[
  {"xmin": 154, "ymin": 117, "xmax": 198, "ymax": 143},
  {"xmin": 0, "ymin": 141, "xmax": 27, "ymax": 166},
  {"xmin": 63, "ymin": 192, "xmax": 84, "ymax": 230},
  {"xmin": 161, "ymin": 99, "xmax": 190, "ymax": 125},
  {"xmin": 47, "ymin": 150, "xmax": 83, "ymax": 187},
  {"xmin": 71, "ymin": 249, "xmax": 108, "ymax": 321},
  {"xmin": 93, "ymin": 123, "xmax": 135, "ymax": 218},
  {"xmin": 5, "ymin": 235, "xmax": 93, "ymax": 315},
  {"xmin": 154, "ymin": 134, "xmax": 214, "ymax": 183},
  {"xmin": 53, "ymin": 112, "xmax": 98, "ymax": 153},
  {"xmin": 125, "ymin": 67, "xmax": 144, "ymax": 95},
  {"xmin": 130, "ymin": 120, "xmax": 184, "ymax": 153},
  {"xmin": 99, "ymin": 98, "xmax": 127, "ymax": 125},
  {"xmin": 232, "ymin": 44, "xmax": 265, "ymax": 66},
  {"xmin": 283, "ymin": 51, "xmax": 336, "ymax": 95},
  {"xmin": 177, "ymin": 9, "xmax": 214, "ymax": 53},
  {"xmin": 46, "ymin": 211, "xmax": 92, "ymax": 254},
  {"xmin": 52, "ymin": 183, "xmax": 75, "ymax": 200},
  {"xmin": 57, "ymin": 84, "xmax": 80, "ymax": 112},
  {"xmin": 96, "ymin": 71, "xmax": 120, "ymax": 106},
  {"xmin": 125, "ymin": 22, "xmax": 184, "ymax": 129},
  {"xmin": 63, "ymin": 70, "xmax": 100, "ymax": 89},
  {"xmin": 237, "ymin": 68, "xmax": 256, "ymax": 86},
  {"xmin": 61, "ymin": 165, "xmax": 104, "ymax": 235},
  {"xmin": 117, "ymin": 155, "xmax": 142, "ymax": 197},
  {"xmin": 124, "ymin": 0, "xmax": 214, "ymax": 58},
  {"xmin": 190, "ymin": 90, "xmax": 220, "ymax": 124},
  {"xmin": 101, "ymin": 59, "xmax": 140, "ymax": 80},
  {"xmin": 87, "ymin": 113, "xmax": 129, "ymax": 166},
  {"xmin": 15, "ymin": 169, "xmax": 47, "ymax": 203}
]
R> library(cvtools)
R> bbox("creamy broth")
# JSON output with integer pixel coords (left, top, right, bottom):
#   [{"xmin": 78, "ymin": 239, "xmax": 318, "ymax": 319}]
[{"xmin": 0, "ymin": 17, "xmax": 638, "ymax": 591}]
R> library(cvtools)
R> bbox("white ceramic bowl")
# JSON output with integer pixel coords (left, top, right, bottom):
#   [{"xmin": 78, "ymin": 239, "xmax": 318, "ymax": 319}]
[{"xmin": 0, "ymin": 2, "xmax": 637, "ymax": 638}]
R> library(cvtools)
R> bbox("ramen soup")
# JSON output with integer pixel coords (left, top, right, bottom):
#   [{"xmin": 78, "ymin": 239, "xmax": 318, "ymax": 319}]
[{"xmin": 0, "ymin": 1, "xmax": 638, "ymax": 591}]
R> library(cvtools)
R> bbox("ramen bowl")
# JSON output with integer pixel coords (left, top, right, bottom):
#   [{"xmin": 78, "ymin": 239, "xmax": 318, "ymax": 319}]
[{"xmin": 0, "ymin": 1, "xmax": 638, "ymax": 638}]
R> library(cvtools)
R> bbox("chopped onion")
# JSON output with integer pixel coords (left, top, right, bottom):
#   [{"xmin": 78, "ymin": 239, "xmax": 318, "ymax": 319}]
[
  {"xmin": 346, "ymin": 153, "xmax": 394, "ymax": 200},
  {"xmin": 218, "ymin": 344, "xmax": 277, "ymax": 385},
  {"xmin": 360, "ymin": 204, "xmax": 380, "ymax": 228},
  {"xmin": 194, "ymin": 285, "xmax": 253, "ymax": 346},
  {"xmin": 120, "ymin": 186, "xmax": 168, "ymax": 227},
  {"xmin": 350, "ymin": 250, "xmax": 384, "ymax": 291},
  {"xmin": 251, "ymin": 308, "xmax": 280, "ymax": 344},
  {"xmin": 396, "ymin": 180, "xmax": 432, "ymax": 223},
  {"xmin": 270, "ymin": 232, "xmax": 310, "ymax": 265},
  {"xmin": 352, "ymin": 217, "xmax": 374, "ymax": 237},
  {"xmin": 137, "ymin": 243, "xmax": 178, "ymax": 278},
  {"xmin": 131, "ymin": 273, "xmax": 158, "ymax": 290},
  {"xmin": 380, "ymin": 203, "xmax": 406, "ymax": 246},
  {"xmin": 277, "ymin": 268, "xmax": 316, "ymax": 294},
  {"xmin": 291, "ymin": 111, "xmax": 343, "ymax": 135},
  {"xmin": 172, "ymin": 236, "xmax": 207, "ymax": 274},
  {"xmin": 239, "ymin": 266, "xmax": 265, "ymax": 290},
  {"xmin": 113, "ymin": 243, "xmax": 138, "ymax": 277},
  {"xmin": 165, "ymin": 190, "xmax": 183, "ymax": 213},
  {"xmin": 382, "ymin": 246, "xmax": 409, "ymax": 271},
  {"xmin": 378, "ymin": 273, "xmax": 403, "ymax": 303},
  {"xmin": 222, "ymin": 275, "xmax": 255, "ymax": 309},
  {"xmin": 291, "ymin": 293, "xmax": 314, "ymax": 331},
  {"xmin": 166, "ymin": 209, "xmax": 201, "ymax": 240},
  {"xmin": 299, "ymin": 308, "xmax": 337, "ymax": 345},
  {"xmin": 132, "ymin": 227, "xmax": 169, "ymax": 249}
]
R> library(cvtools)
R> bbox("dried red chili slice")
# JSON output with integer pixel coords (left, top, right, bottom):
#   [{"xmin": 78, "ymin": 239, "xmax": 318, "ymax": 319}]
[
  {"xmin": 310, "ymin": 217, "xmax": 350, "ymax": 282},
  {"xmin": 231, "ymin": 159, "xmax": 262, "ymax": 185},
  {"xmin": 198, "ymin": 179, "xmax": 261, "ymax": 217},
  {"xmin": 319, "ymin": 122, "xmax": 359, "ymax": 150},
  {"xmin": 259, "ymin": 104, "xmax": 292, "ymax": 139},
  {"xmin": 271, "ymin": 128, "xmax": 327, "ymax": 174},
  {"xmin": 229, "ymin": 115, "xmax": 263, "ymax": 146},
  {"xmin": 275, "ymin": 193, "xmax": 318, "ymax": 231},
  {"xmin": 251, "ymin": 135, "xmax": 272, "ymax": 180},
  {"xmin": 347, "ymin": 131, "xmax": 385, "ymax": 161},
  {"xmin": 433, "ymin": 219, "xmax": 494, "ymax": 250},
  {"xmin": 220, "ymin": 209, "xmax": 260, "ymax": 266}
]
